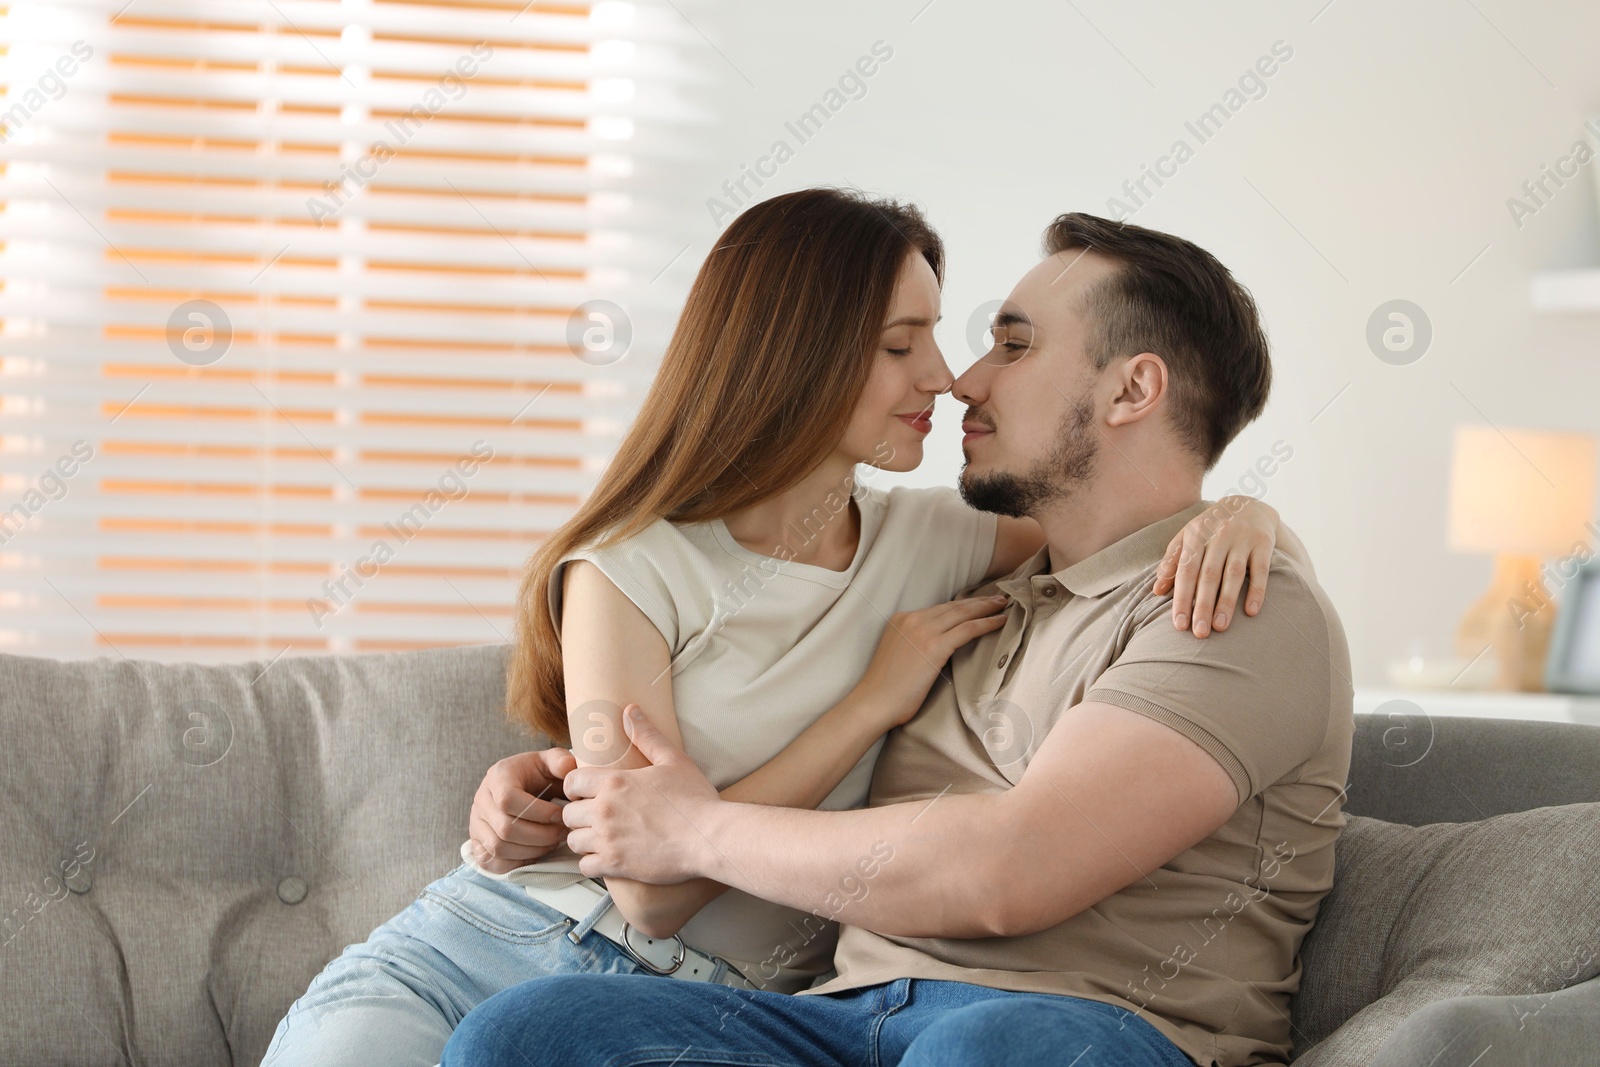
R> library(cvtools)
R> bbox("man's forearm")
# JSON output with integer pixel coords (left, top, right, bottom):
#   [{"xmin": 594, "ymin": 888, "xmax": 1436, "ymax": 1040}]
[
  {"xmin": 608, "ymin": 699, "xmax": 886, "ymax": 938},
  {"xmin": 572, "ymin": 701, "xmax": 1239, "ymax": 946},
  {"xmin": 692, "ymin": 791, "xmax": 1015, "ymax": 938}
]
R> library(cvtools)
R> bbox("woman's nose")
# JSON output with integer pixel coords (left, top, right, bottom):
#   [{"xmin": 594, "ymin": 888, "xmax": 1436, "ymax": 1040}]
[{"xmin": 923, "ymin": 348, "xmax": 955, "ymax": 395}]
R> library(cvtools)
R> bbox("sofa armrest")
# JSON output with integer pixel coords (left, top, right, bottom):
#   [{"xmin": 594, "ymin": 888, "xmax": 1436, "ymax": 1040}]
[{"xmin": 1365, "ymin": 975, "xmax": 1600, "ymax": 1067}]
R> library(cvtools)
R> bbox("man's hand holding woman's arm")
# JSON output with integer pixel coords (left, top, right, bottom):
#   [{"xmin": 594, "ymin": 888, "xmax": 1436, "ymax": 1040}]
[
  {"xmin": 563, "ymin": 700, "xmax": 1239, "ymax": 940},
  {"xmin": 467, "ymin": 560, "xmax": 1007, "ymax": 939}
]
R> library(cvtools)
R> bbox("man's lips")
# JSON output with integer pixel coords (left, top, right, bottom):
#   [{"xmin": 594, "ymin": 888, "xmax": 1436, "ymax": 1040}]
[{"xmin": 961, "ymin": 420, "xmax": 994, "ymax": 445}]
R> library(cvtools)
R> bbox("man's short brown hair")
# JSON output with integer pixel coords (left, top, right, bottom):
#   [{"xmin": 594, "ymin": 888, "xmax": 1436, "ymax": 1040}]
[{"xmin": 1043, "ymin": 213, "xmax": 1271, "ymax": 469}]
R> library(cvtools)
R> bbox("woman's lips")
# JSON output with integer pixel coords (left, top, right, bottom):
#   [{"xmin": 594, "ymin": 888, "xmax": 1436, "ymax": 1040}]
[{"xmin": 896, "ymin": 414, "xmax": 932, "ymax": 434}]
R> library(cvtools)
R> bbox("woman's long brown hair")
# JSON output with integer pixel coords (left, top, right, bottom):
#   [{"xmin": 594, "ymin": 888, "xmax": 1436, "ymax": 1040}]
[{"xmin": 507, "ymin": 188, "xmax": 944, "ymax": 743}]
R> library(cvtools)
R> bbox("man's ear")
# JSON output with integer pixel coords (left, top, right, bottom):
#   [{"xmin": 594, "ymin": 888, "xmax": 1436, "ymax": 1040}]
[{"xmin": 1104, "ymin": 351, "xmax": 1167, "ymax": 428}]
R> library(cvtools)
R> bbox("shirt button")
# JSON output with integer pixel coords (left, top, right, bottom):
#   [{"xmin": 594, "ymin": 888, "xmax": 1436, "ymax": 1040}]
[
  {"xmin": 1041, "ymin": 584, "xmax": 1057, "ymax": 597},
  {"xmin": 997, "ymin": 653, "xmax": 1009, "ymax": 668},
  {"xmin": 277, "ymin": 877, "xmax": 308, "ymax": 905}
]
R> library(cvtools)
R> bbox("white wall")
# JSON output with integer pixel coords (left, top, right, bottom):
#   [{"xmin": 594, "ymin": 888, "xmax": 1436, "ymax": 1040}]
[{"xmin": 657, "ymin": 0, "xmax": 1600, "ymax": 685}]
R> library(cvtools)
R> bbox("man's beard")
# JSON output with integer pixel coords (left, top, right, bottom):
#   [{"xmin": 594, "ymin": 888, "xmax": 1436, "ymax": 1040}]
[{"xmin": 959, "ymin": 393, "xmax": 1098, "ymax": 518}]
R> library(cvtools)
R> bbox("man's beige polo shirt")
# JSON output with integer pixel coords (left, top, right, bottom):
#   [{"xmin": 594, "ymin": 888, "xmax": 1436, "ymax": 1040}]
[{"xmin": 800, "ymin": 502, "xmax": 1355, "ymax": 1067}]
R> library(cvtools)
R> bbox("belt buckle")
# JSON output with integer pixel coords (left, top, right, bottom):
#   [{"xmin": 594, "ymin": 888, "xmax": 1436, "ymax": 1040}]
[{"xmin": 620, "ymin": 921, "xmax": 687, "ymax": 976}]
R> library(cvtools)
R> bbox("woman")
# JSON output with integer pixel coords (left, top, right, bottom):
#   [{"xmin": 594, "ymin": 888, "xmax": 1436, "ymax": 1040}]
[{"xmin": 263, "ymin": 188, "xmax": 1283, "ymax": 1065}]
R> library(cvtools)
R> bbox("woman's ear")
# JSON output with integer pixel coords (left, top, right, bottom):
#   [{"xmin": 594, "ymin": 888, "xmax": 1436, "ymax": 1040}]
[{"xmin": 1104, "ymin": 352, "xmax": 1168, "ymax": 428}]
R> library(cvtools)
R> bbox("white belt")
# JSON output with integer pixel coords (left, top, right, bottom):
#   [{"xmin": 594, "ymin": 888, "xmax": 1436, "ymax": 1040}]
[{"xmin": 521, "ymin": 876, "xmax": 757, "ymax": 990}]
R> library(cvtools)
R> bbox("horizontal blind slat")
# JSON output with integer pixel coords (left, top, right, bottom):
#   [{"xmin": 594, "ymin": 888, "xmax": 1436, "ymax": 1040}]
[{"xmin": 2, "ymin": 0, "xmax": 707, "ymax": 659}]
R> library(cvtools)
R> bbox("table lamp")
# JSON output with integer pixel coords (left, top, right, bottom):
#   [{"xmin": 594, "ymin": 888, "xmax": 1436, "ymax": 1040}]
[{"xmin": 1448, "ymin": 425, "xmax": 1597, "ymax": 691}]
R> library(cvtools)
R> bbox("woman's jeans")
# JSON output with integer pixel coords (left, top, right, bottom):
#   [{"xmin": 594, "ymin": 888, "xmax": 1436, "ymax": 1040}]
[{"xmin": 261, "ymin": 862, "xmax": 752, "ymax": 1067}]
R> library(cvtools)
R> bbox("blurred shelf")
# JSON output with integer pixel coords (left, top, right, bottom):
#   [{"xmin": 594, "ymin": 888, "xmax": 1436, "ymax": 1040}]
[
  {"xmin": 1530, "ymin": 269, "xmax": 1600, "ymax": 311},
  {"xmin": 1355, "ymin": 687, "xmax": 1600, "ymax": 727}
]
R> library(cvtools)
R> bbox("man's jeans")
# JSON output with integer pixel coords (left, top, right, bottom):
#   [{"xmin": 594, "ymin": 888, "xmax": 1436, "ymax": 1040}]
[
  {"xmin": 441, "ymin": 971, "xmax": 1197, "ymax": 1067},
  {"xmin": 260, "ymin": 863, "xmax": 753, "ymax": 1067}
]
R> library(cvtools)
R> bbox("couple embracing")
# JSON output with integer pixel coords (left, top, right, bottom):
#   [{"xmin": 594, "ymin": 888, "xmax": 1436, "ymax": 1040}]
[{"xmin": 265, "ymin": 189, "xmax": 1352, "ymax": 1067}]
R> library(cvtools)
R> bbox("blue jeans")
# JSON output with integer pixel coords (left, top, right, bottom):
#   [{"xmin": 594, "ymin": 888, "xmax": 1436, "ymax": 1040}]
[
  {"xmin": 441, "ymin": 972, "xmax": 1197, "ymax": 1067},
  {"xmin": 261, "ymin": 862, "xmax": 754, "ymax": 1067}
]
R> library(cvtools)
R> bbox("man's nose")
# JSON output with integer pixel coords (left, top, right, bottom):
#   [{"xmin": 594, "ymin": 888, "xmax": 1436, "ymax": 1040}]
[{"xmin": 952, "ymin": 358, "xmax": 989, "ymax": 406}]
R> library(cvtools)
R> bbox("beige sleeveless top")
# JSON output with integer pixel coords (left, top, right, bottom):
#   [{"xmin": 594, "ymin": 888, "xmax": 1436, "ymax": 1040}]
[{"xmin": 465, "ymin": 482, "xmax": 996, "ymax": 992}]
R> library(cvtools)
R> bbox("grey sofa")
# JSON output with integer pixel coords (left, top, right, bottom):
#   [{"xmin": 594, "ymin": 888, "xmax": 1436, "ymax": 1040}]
[{"xmin": 1, "ymin": 644, "xmax": 1597, "ymax": 1066}]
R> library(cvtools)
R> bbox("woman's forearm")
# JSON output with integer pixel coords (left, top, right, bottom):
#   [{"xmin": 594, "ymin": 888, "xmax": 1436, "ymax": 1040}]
[
  {"xmin": 607, "ymin": 687, "xmax": 891, "ymax": 938},
  {"xmin": 718, "ymin": 686, "xmax": 888, "ymax": 809},
  {"xmin": 602, "ymin": 876, "xmax": 728, "ymax": 940}
]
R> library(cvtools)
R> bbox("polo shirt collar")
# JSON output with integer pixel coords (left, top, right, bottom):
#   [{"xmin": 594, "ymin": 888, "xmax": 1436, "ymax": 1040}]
[{"xmin": 995, "ymin": 500, "xmax": 1214, "ymax": 599}]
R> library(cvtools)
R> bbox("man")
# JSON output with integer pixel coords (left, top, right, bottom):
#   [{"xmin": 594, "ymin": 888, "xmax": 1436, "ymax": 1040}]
[{"xmin": 446, "ymin": 214, "xmax": 1353, "ymax": 1067}]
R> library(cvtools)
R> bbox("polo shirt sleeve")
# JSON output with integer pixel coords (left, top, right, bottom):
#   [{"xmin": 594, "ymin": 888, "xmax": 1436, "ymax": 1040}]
[{"xmin": 1084, "ymin": 555, "xmax": 1343, "ymax": 804}]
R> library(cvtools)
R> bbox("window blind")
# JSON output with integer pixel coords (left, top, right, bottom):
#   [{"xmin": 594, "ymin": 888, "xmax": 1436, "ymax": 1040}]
[{"xmin": 0, "ymin": 0, "xmax": 704, "ymax": 661}]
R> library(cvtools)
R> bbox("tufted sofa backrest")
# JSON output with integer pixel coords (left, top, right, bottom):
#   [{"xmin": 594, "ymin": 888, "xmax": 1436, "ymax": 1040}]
[
  {"xmin": 7, "ymin": 646, "xmax": 1600, "ymax": 1065},
  {"xmin": 0, "ymin": 644, "xmax": 536, "ymax": 1067}
]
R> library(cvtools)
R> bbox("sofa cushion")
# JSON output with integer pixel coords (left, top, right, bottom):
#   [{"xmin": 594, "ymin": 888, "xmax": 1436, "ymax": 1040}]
[
  {"xmin": 0, "ymin": 645, "xmax": 536, "ymax": 1067},
  {"xmin": 1290, "ymin": 806, "xmax": 1600, "ymax": 1064}
]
